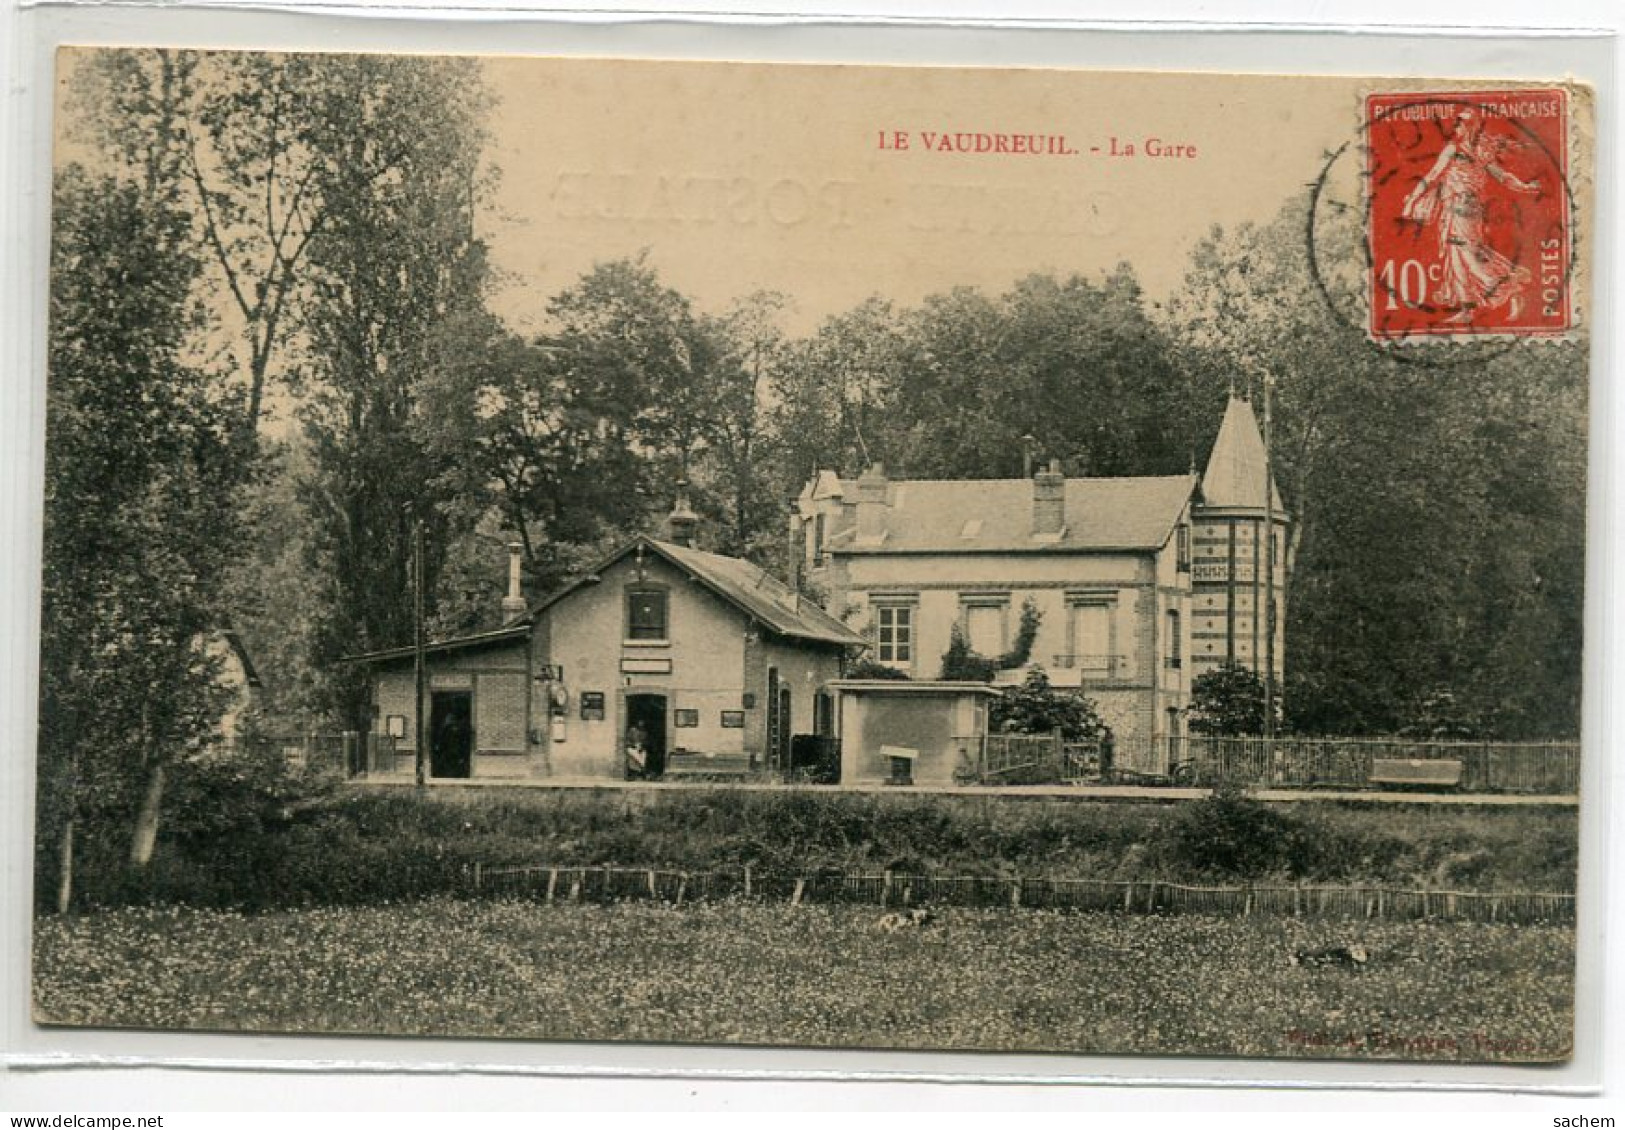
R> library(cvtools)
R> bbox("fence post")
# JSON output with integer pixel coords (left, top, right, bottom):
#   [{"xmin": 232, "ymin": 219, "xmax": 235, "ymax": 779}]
[
  {"xmin": 474, "ymin": 861, "xmax": 482, "ymax": 892},
  {"xmin": 545, "ymin": 867, "xmax": 557, "ymax": 904},
  {"xmin": 744, "ymin": 863, "xmax": 753, "ymax": 899},
  {"xmin": 791, "ymin": 878, "xmax": 805, "ymax": 907},
  {"xmin": 883, "ymin": 870, "xmax": 893, "ymax": 907}
]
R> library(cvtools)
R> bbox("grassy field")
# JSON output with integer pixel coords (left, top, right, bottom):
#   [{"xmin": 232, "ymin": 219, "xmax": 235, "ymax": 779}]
[{"xmin": 33, "ymin": 898, "xmax": 1573, "ymax": 1062}]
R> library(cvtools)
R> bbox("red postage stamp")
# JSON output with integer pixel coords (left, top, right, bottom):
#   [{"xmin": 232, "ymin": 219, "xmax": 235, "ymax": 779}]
[{"xmin": 1366, "ymin": 88, "xmax": 1570, "ymax": 339}]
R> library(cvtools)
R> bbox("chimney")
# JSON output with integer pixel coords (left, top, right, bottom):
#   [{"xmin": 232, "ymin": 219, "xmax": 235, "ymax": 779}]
[
  {"xmin": 1033, "ymin": 459, "xmax": 1066, "ymax": 537},
  {"xmin": 500, "ymin": 541, "xmax": 527, "ymax": 622},
  {"xmin": 857, "ymin": 463, "xmax": 889, "ymax": 541},
  {"xmin": 666, "ymin": 480, "xmax": 700, "ymax": 548}
]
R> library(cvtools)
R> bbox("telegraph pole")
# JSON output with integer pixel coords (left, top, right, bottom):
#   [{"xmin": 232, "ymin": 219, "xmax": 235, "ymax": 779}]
[
  {"xmin": 1262, "ymin": 369, "xmax": 1278, "ymax": 740},
  {"xmin": 412, "ymin": 512, "xmax": 427, "ymax": 788}
]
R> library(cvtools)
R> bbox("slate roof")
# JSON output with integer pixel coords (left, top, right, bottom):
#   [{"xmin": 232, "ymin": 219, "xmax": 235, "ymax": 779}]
[
  {"xmin": 341, "ymin": 622, "xmax": 532, "ymax": 665},
  {"xmin": 826, "ymin": 474, "xmax": 1197, "ymax": 554},
  {"xmin": 649, "ymin": 539, "xmax": 865, "ymax": 646},
  {"xmin": 345, "ymin": 537, "xmax": 863, "ymax": 663},
  {"xmin": 1201, "ymin": 395, "xmax": 1284, "ymax": 511}
]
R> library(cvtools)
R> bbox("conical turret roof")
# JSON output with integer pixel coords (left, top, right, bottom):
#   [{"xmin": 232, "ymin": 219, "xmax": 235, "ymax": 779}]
[{"xmin": 1201, "ymin": 394, "xmax": 1283, "ymax": 512}]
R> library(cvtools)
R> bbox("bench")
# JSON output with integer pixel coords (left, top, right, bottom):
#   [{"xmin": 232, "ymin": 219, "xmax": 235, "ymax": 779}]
[
  {"xmin": 1369, "ymin": 758, "xmax": 1463, "ymax": 790},
  {"xmin": 663, "ymin": 750, "xmax": 756, "ymax": 780}
]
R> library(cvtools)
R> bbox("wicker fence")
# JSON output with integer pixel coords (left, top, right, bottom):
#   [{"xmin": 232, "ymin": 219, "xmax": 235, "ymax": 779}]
[
  {"xmin": 466, "ymin": 862, "xmax": 1574, "ymax": 925},
  {"xmin": 967, "ymin": 733, "xmax": 1579, "ymax": 794}
]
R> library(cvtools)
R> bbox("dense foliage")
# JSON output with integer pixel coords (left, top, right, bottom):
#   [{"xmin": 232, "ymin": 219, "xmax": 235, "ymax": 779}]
[
  {"xmin": 40, "ymin": 787, "xmax": 1574, "ymax": 913},
  {"xmin": 38, "ymin": 170, "xmax": 247, "ymax": 909},
  {"xmin": 990, "ymin": 668, "xmax": 1111, "ymax": 743},
  {"xmin": 939, "ymin": 598, "xmax": 1042, "ymax": 681},
  {"xmin": 1188, "ymin": 661, "xmax": 1272, "ymax": 736},
  {"xmin": 1166, "ymin": 205, "xmax": 1585, "ymax": 739}
]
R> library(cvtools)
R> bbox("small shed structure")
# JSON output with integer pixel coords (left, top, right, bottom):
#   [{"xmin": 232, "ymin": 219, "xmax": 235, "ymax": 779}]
[{"xmin": 823, "ymin": 680, "xmax": 1001, "ymax": 786}]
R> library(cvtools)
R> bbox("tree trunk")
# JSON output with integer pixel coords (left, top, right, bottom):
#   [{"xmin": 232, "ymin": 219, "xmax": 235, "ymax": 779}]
[
  {"xmin": 56, "ymin": 818, "xmax": 74, "ymax": 915},
  {"xmin": 129, "ymin": 762, "xmax": 166, "ymax": 867}
]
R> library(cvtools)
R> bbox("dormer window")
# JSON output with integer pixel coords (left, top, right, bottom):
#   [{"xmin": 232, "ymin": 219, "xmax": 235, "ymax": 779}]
[{"xmin": 626, "ymin": 587, "xmax": 669, "ymax": 642}]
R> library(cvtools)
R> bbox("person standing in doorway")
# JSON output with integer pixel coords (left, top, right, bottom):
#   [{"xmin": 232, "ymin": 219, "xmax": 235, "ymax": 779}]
[{"xmin": 625, "ymin": 722, "xmax": 648, "ymax": 780}]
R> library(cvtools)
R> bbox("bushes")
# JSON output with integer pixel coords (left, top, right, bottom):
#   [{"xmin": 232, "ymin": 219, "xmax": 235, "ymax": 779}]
[
  {"xmin": 46, "ymin": 786, "xmax": 1578, "ymax": 913},
  {"xmin": 1165, "ymin": 791, "xmax": 1320, "ymax": 878},
  {"xmin": 991, "ymin": 668, "xmax": 1109, "ymax": 742}
]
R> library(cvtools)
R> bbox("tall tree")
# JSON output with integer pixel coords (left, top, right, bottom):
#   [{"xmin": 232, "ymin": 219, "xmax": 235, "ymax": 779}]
[
  {"xmin": 771, "ymin": 298, "xmax": 906, "ymax": 484},
  {"xmin": 39, "ymin": 170, "xmax": 244, "ymax": 906},
  {"xmin": 773, "ymin": 268, "xmax": 1189, "ymax": 488},
  {"xmin": 295, "ymin": 55, "xmax": 494, "ymax": 729},
  {"xmin": 706, "ymin": 291, "xmax": 791, "ymax": 558},
  {"xmin": 69, "ymin": 49, "xmax": 478, "ymax": 450},
  {"xmin": 427, "ymin": 256, "xmax": 731, "ymax": 597}
]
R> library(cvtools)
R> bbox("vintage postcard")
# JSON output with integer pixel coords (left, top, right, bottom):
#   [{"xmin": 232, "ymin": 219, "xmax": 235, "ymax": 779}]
[{"xmin": 31, "ymin": 50, "xmax": 1591, "ymax": 1064}]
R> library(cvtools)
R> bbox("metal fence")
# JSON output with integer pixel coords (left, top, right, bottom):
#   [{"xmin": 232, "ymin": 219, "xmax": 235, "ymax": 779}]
[
  {"xmin": 1150, "ymin": 735, "xmax": 1580, "ymax": 794},
  {"xmin": 976, "ymin": 733, "xmax": 1101, "ymax": 784},
  {"xmin": 964, "ymin": 732, "xmax": 1579, "ymax": 794},
  {"xmin": 234, "ymin": 731, "xmax": 399, "ymax": 777},
  {"xmin": 465, "ymin": 862, "xmax": 1574, "ymax": 925}
]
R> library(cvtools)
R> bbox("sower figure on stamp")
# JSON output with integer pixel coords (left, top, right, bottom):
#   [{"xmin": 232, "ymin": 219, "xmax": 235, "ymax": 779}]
[{"xmin": 1401, "ymin": 107, "xmax": 1543, "ymax": 324}]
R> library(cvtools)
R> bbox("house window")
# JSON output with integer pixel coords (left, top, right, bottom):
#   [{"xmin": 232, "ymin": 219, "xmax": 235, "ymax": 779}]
[
  {"xmin": 626, "ymin": 587, "xmax": 668, "ymax": 641},
  {"xmin": 962, "ymin": 599, "xmax": 1008, "ymax": 656},
  {"xmin": 876, "ymin": 604, "xmax": 914, "ymax": 666},
  {"xmin": 674, "ymin": 708, "xmax": 699, "ymax": 728},
  {"xmin": 1166, "ymin": 609, "xmax": 1182, "ymax": 669},
  {"xmin": 812, "ymin": 513, "xmax": 826, "ymax": 566},
  {"xmin": 1067, "ymin": 600, "xmax": 1113, "ymax": 675},
  {"xmin": 1177, "ymin": 525, "xmax": 1191, "ymax": 572}
]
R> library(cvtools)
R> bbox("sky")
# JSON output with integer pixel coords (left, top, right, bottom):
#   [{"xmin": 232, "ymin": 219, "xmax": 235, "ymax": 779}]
[{"xmin": 477, "ymin": 58, "xmax": 1368, "ymax": 334}]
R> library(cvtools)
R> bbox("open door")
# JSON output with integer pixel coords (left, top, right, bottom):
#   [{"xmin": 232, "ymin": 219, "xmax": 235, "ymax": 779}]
[
  {"xmin": 429, "ymin": 690, "xmax": 473, "ymax": 778},
  {"xmin": 625, "ymin": 693, "xmax": 668, "ymax": 779}
]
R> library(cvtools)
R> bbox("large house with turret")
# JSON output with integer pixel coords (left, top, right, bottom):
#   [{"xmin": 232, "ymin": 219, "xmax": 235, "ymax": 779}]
[{"xmin": 792, "ymin": 394, "xmax": 1287, "ymax": 770}]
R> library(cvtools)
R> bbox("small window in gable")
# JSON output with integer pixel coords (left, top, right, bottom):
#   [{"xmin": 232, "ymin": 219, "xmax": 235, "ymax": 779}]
[{"xmin": 627, "ymin": 588, "xmax": 669, "ymax": 641}]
